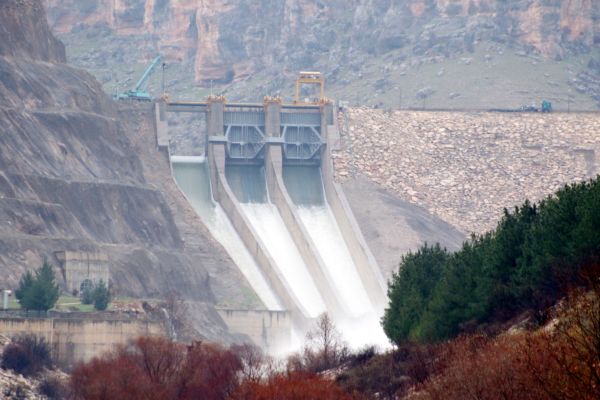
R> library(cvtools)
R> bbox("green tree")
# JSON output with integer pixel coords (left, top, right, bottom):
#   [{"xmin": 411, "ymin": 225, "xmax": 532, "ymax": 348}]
[
  {"xmin": 92, "ymin": 280, "xmax": 111, "ymax": 311},
  {"xmin": 382, "ymin": 244, "xmax": 450, "ymax": 344},
  {"xmin": 21, "ymin": 261, "xmax": 60, "ymax": 311},
  {"xmin": 15, "ymin": 270, "xmax": 34, "ymax": 301},
  {"xmin": 381, "ymin": 176, "xmax": 600, "ymax": 345},
  {"xmin": 80, "ymin": 284, "xmax": 94, "ymax": 305},
  {"xmin": 418, "ymin": 236, "xmax": 492, "ymax": 341}
]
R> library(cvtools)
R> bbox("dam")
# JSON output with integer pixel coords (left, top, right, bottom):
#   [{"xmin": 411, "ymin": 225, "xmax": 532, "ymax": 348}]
[{"xmin": 158, "ymin": 96, "xmax": 386, "ymax": 351}]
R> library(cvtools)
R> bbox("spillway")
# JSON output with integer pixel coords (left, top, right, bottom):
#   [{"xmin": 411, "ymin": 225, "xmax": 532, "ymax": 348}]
[
  {"xmin": 171, "ymin": 159, "xmax": 282, "ymax": 310},
  {"xmin": 283, "ymin": 166, "xmax": 372, "ymax": 317},
  {"xmin": 226, "ymin": 165, "xmax": 327, "ymax": 318}
]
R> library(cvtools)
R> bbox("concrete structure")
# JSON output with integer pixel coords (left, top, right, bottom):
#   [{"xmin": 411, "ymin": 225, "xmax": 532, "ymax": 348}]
[
  {"xmin": 217, "ymin": 309, "xmax": 291, "ymax": 353},
  {"xmin": 55, "ymin": 251, "xmax": 109, "ymax": 294},
  {"xmin": 206, "ymin": 99, "xmax": 308, "ymax": 327},
  {"xmin": 0, "ymin": 313, "xmax": 164, "ymax": 368},
  {"xmin": 155, "ymin": 102, "xmax": 169, "ymax": 150},
  {"xmin": 320, "ymin": 104, "xmax": 387, "ymax": 307},
  {"xmin": 263, "ymin": 99, "xmax": 345, "ymax": 316},
  {"xmin": 2, "ymin": 290, "xmax": 11, "ymax": 310},
  {"xmin": 161, "ymin": 95, "xmax": 385, "ymax": 338}
]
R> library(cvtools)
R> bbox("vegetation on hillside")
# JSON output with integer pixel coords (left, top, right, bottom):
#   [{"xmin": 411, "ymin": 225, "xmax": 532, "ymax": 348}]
[
  {"xmin": 69, "ymin": 316, "xmax": 360, "ymax": 400},
  {"xmin": 383, "ymin": 177, "xmax": 600, "ymax": 343}
]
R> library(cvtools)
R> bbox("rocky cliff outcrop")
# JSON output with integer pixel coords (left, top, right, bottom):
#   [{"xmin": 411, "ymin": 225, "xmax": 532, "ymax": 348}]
[
  {"xmin": 0, "ymin": 1, "xmax": 253, "ymax": 340},
  {"xmin": 43, "ymin": 0, "xmax": 600, "ymax": 84},
  {"xmin": 0, "ymin": 0, "xmax": 65, "ymax": 63}
]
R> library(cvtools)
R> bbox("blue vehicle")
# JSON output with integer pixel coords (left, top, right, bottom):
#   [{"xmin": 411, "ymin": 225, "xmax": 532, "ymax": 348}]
[{"xmin": 114, "ymin": 56, "xmax": 161, "ymax": 102}]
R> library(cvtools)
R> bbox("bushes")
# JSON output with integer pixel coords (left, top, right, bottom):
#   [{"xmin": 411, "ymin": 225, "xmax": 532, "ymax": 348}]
[
  {"xmin": 69, "ymin": 332, "xmax": 360, "ymax": 400},
  {"xmin": 70, "ymin": 337, "xmax": 243, "ymax": 400},
  {"xmin": 80, "ymin": 280, "xmax": 112, "ymax": 310},
  {"xmin": 39, "ymin": 376, "xmax": 68, "ymax": 400},
  {"xmin": 235, "ymin": 371, "xmax": 360, "ymax": 400},
  {"xmin": 383, "ymin": 177, "xmax": 600, "ymax": 343},
  {"xmin": 341, "ymin": 281, "xmax": 600, "ymax": 400},
  {"xmin": 1, "ymin": 335, "xmax": 53, "ymax": 377}
]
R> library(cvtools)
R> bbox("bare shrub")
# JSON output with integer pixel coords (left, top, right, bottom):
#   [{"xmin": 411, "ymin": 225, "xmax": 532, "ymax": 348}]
[
  {"xmin": 38, "ymin": 375, "xmax": 67, "ymax": 399},
  {"xmin": 70, "ymin": 337, "xmax": 242, "ymax": 400},
  {"xmin": 1, "ymin": 335, "xmax": 52, "ymax": 377},
  {"xmin": 295, "ymin": 313, "xmax": 349, "ymax": 373}
]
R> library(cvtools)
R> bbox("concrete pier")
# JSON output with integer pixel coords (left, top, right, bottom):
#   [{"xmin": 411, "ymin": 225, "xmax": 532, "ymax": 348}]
[{"xmin": 320, "ymin": 104, "xmax": 387, "ymax": 307}]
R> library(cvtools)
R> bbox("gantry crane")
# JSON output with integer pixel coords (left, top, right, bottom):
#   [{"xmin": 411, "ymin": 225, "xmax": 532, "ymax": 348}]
[{"xmin": 293, "ymin": 71, "xmax": 325, "ymax": 105}]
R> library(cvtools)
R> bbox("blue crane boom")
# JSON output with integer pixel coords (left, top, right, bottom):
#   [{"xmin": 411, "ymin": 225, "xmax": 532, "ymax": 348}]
[
  {"xmin": 114, "ymin": 56, "xmax": 162, "ymax": 102},
  {"xmin": 134, "ymin": 56, "xmax": 161, "ymax": 91}
]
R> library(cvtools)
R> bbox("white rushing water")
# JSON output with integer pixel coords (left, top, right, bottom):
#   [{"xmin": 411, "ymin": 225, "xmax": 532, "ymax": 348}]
[
  {"xmin": 283, "ymin": 165, "xmax": 390, "ymax": 349},
  {"xmin": 171, "ymin": 161, "xmax": 282, "ymax": 310},
  {"xmin": 240, "ymin": 203, "xmax": 326, "ymax": 318},
  {"xmin": 297, "ymin": 206, "xmax": 372, "ymax": 316}
]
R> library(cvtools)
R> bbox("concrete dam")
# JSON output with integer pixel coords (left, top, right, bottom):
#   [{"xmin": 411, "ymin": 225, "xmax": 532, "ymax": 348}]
[{"xmin": 156, "ymin": 98, "xmax": 386, "ymax": 351}]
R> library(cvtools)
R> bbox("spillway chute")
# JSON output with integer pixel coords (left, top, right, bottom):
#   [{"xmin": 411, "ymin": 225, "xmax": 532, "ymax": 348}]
[
  {"xmin": 171, "ymin": 160, "xmax": 283, "ymax": 311},
  {"xmin": 225, "ymin": 164, "xmax": 327, "ymax": 319}
]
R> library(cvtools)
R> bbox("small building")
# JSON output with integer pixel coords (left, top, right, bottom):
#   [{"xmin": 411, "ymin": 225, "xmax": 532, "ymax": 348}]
[{"xmin": 54, "ymin": 251, "xmax": 109, "ymax": 294}]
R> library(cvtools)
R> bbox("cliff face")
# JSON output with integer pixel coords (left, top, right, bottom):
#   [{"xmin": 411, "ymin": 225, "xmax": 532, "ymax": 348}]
[
  {"xmin": 0, "ymin": 0, "xmax": 65, "ymax": 63},
  {"xmin": 0, "ymin": 1, "xmax": 252, "ymax": 335},
  {"xmin": 43, "ymin": 0, "xmax": 600, "ymax": 84}
]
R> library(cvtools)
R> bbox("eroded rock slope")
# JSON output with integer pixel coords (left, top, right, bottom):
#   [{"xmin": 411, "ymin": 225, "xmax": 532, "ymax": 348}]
[{"xmin": 0, "ymin": 1, "xmax": 253, "ymax": 339}]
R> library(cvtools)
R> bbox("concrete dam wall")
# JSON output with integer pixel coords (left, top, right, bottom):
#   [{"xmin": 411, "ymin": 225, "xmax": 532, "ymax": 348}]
[{"xmin": 160, "ymin": 99, "xmax": 387, "ymax": 350}]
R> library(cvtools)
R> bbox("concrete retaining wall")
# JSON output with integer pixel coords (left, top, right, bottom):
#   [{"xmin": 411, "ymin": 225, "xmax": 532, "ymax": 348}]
[
  {"xmin": 320, "ymin": 105, "xmax": 387, "ymax": 307},
  {"xmin": 217, "ymin": 309, "xmax": 291, "ymax": 353},
  {"xmin": 0, "ymin": 316, "xmax": 164, "ymax": 369}
]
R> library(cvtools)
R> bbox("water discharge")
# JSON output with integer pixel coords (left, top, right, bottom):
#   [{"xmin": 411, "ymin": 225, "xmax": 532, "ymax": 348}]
[
  {"xmin": 240, "ymin": 203, "xmax": 326, "ymax": 318},
  {"xmin": 284, "ymin": 166, "xmax": 390, "ymax": 349},
  {"xmin": 226, "ymin": 165, "xmax": 326, "ymax": 318},
  {"xmin": 174, "ymin": 160, "xmax": 389, "ymax": 350},
  {"xmin": 284, "ymin": 166, "xmax": 371, "ymax": 316},
  {"xmin": 171, "ymin": 160, "xmax": 282, "ymax": 310}
]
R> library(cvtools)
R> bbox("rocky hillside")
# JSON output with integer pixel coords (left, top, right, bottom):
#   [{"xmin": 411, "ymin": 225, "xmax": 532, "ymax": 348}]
[
  {"xmin": 336, "ymin": 108, "xmax": 599, "ymax": 234},
  {"xmin": 43, "ymin": 0, "xmax": 600, "ymax": 109},
  {"xmin": 0, "ymin": 0, "xmax": 256, "ymax": 339}
]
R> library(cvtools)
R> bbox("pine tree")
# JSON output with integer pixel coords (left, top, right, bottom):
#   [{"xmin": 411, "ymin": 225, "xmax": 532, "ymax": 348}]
[
  {"xmin": 92, "ymin": 280, "xmax": 111, "ymax": 311},
  {"xmin": 15, "ymin": 270, "xmax": 34, "ymax": 301},
  {"xmin": 21, "ymin": 261, "xmax": 60, "ymax": 311},
  {"xmin": 80, "ymin": 284, "xmax": 94, "ymax": 305}
]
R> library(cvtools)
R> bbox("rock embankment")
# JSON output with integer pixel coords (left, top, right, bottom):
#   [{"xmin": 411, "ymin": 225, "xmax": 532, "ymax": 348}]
[{"xmin": 335, "ymin": 108, "xmax": 599, "ymax": 234}]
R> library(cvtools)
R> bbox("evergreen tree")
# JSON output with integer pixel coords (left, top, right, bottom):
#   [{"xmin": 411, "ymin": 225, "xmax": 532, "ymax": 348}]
[
  {"xmin": 21, "ymin": 261, "xmax": 60, "ymax": 311},
  {"xmin": 92, "ymin": 280, "xmax": 111, "ymax": 311},
  {"xmin": 80, "ymin": 284, "xmax": 94, "ymax": 305},
  {"xmin": 382, "ymin": 244, "xmax": 449, "ymax": 344},
  {"xmin": 15, "ymin": 270, "xmax": 34, "ymax": 301},
  {"xmin": 382, "ymin": 177, "xmax": 600, "ymax": 344}
]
